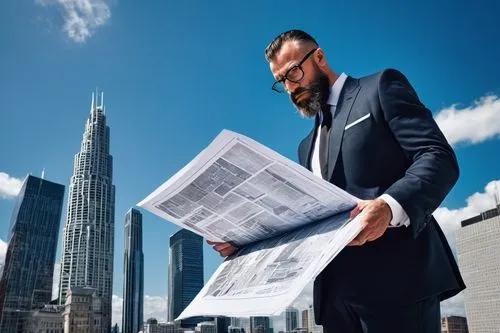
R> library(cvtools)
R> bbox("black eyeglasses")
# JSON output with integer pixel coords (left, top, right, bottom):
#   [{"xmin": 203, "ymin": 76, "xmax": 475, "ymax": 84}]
[{"xmin": 272, "ymin": 48, "xmax": 318, "ymax": 93}]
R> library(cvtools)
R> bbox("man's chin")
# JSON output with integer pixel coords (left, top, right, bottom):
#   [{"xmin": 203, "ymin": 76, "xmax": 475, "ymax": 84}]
[{"xmin": 297, "ymin": 107, "xmax": 318, "ymax": 118}]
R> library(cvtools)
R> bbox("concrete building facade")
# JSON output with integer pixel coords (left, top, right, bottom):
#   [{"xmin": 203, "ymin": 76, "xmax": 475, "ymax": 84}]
[{"xmin": 456, "ymin": 205, "xmax": 500, "ymax": 332}]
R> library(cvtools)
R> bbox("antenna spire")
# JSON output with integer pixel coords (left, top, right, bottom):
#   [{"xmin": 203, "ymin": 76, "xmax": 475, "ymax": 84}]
[
  {"xmin": 41, "ymin": 168, "xmax": 45, "ymax": 179},
  {"xmin": 91, "ymin": 92, "xmax": 95, "ymax": 111}
]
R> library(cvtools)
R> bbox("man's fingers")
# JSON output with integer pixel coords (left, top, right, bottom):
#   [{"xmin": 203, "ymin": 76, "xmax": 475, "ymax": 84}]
[
  {"xmin": 214, "ymin": 243, "xmax": 232, "ymax": 252},
  {"xmin": 207, "ymin": 240, "xmax": 238, "ymax": 257},
  {"xmin": 348, "ymin": 238, "xmax": 366, "ymax": 246},
  {"xmin": 348, "ymin": 225, "xmax": 385, "ymax": 246},
  {"xmin": 220, "ymin": 247, "xmax": 236, "ymax": 257},
  {"xmin": 350, "ymin": 200, "xmax": 368, "ymax": 218},
  {"xmin": 349, "ymin": 206, "xmax": 360, "ymax": 219},
  {"xmin": 348, "ymin": 228, "xmax": 371, "ymax": 246}
]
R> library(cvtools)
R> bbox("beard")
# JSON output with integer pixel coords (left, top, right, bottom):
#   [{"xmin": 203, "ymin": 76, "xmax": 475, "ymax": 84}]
[{"xmin": 290, "ymin": 71, "xmax": 330, "ymax": 118}]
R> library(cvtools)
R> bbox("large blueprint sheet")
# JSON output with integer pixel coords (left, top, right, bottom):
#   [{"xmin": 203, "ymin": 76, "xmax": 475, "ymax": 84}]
[
  {"xmin": 138, "ymin": 130, "xmax": 364, "ymax": 317},
  {"xmin": 177, "ymin": 212, "xmax": 363, "ymax": 318},
  {"xmin": 139, "ymin": 130, "xmax": 359, "ymax": 246}
]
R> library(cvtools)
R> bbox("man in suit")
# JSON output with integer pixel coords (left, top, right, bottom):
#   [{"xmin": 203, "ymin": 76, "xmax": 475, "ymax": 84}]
[{"xmin": 209, "ymin": 30, "xmax": 465, "ymax": 332}]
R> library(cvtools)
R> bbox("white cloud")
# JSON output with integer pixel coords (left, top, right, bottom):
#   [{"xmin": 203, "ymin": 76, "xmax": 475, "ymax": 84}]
[
  {"xmin": 112, "ymin": 295, "xmax": 123, "ymax": 328},
  {"xmin": 0, "ymin": 172, "xmax": 23, "ymax": 199},
  {"xmin": 434, "ymin": 179, "xmax": 500, "ymax": 256},
  {"xmin": 112, "ymin": 294, "xmax": 168, "ymax": 330},
  {"xmin": 440, "ymin": 292, "xmax": 466, "ymax": 317},
  {"xmin": 435, "ymin": 95, "xmax": 500, "ymax": 146},
  {"xmin": 35, "ymin": 0, "xmax": 111, "ymax": 43},
  {"xmin": 271, "ymin": 314, "xmax": 285, "ymax": 332},
  {"xmin": 52, "ymin": 263, "xmax": 61, "ymax": 301},
  {"xmin": 291, "ymin": 281, "xmax": 314, "ymax": 311},
  {"xmin": 143, "ymin": 295, "xmax": 169, "ymax": 321},
  {"xmin": 0, "ymin": 238, "xmax": 7, "ymax": 266}
]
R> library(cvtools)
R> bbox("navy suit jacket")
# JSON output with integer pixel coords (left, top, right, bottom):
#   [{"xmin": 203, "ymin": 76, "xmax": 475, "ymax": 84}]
[{"xmin": 297, "ymin": 69, "xmax": 465, "ymax": 324}]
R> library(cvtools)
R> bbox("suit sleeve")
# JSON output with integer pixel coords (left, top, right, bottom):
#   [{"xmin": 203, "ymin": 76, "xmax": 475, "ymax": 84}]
[{"xmin": 378, "ymin": 69, "xmax": 459, "ymax": 238}]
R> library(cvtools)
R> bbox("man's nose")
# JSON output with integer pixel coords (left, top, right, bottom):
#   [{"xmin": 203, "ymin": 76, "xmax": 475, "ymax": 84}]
[{"xmin": 284, "ymin": 80, "xmax": 300, "ymax": 94}]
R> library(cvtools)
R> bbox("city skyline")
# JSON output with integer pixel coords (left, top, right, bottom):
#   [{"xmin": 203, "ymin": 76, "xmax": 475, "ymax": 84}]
[{"xmin": 1, "ymin": 0, "xmax": 500, "ymax": 330}]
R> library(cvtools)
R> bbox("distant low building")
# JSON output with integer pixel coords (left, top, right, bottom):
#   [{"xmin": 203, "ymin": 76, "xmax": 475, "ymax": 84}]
[
  {"xmin": 26, "ymin": 304, "xmax": 64, "ymax": 333},
  {"xmin": 159, "ymin": 322, "xmax": 177, "ymax": 333},
  {"xmin": 301, "ymin": 310, "xmax": 308, "ymax": 332},
  {"xmin": 228, "ymin": 326, "xmax": 243, "ymax": 333},
  {"xmin": 291, "ymin": 328, "xmax": 307, "ymax": 333},
  {"xmin": 306, "ymin": 305, "xmax": 323, "ymax": 333},
  {"xmin": 441, "ymin": 316, "xmax": 468, "ymax": 333},
  {"xmin": 145, "ymin": 318, "xmax": 158, "ymax": 333},
  {"xmin": 196, "ymin": 321, "xmax": 216, "ymax": 333},
  {"xmin": 145, "ymin": 319, "xmax": 177, "ymax": 333},
  {"xmin": 63, "ymin": 286, "xmax": 103, "ymax": 333},
  {"xmin": 250, "ymin": 317, "xmax": 271, "ymax": 333}
]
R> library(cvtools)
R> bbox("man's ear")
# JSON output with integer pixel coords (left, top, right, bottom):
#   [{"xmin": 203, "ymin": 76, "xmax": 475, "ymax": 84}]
[{"xmin": 315, "ymin": 48, "xmax": 329, "ymax": 69}]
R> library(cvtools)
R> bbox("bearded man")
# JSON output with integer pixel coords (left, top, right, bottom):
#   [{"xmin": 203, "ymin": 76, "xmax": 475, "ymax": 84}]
[{"xmin": 210, "ymin": 29, "xmax": 465, "ymax": 333}]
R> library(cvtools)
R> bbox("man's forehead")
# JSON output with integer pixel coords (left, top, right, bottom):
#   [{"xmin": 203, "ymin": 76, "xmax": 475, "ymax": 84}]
[{"xmin": 269, "ymin": 41, "xmax": 302, "ymax": 77}]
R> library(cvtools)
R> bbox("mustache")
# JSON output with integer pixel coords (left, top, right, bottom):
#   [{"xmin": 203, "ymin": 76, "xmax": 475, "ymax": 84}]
[{"xmin": 291, "ymin": 87, "xmax": 311, "ymax": 105}]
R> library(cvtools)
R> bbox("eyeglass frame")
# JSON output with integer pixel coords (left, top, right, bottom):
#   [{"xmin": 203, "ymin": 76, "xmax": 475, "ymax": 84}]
[{"xmin": 271, "ymin": 48, "xmax": 319, "ymax": 93}]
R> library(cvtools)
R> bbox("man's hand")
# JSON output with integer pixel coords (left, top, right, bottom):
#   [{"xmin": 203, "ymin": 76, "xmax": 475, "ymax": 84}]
[
  {"xmin": 348, "ymin": 199, "xmax": 392, "ymax": 246},
  {"xmin": 206, "ymin": 240, "xmax": 239, "ymax": 257}
]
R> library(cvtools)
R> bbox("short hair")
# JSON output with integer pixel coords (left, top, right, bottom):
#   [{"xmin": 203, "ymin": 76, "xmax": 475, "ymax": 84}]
[{"xmin": 265, "ymin": 29, "xmax": 318, "ymax": 62}]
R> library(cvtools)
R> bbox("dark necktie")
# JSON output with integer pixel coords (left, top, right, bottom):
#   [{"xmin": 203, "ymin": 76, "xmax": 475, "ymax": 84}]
[{"xmin": 319, "ymin": 105, "xmax": 333, "ymax": 179}]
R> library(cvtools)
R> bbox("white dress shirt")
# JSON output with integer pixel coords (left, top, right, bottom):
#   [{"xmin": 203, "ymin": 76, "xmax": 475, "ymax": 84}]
[{"xmin": 310, "ymin": 73, "xmax": 410, "ymax": 227}]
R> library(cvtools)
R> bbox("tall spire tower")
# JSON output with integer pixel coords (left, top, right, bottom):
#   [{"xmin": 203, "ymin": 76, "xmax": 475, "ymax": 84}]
[{"xmin": 59, "ymin": 91, "xmax": 115, "ymax": 332}]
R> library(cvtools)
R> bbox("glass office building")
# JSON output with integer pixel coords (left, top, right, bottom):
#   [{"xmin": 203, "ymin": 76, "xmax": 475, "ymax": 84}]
[
  {"xmin": 250, "ymin": 317, "xmax": 271, "ymax": 333},
  {"xmin": 285, "ymin": 307, "xmax": 299, "ymax": 333},
  {"xmin": 168, "ymin": 229, "xmax": 204, "ymax": 328},
  {"xmin": 0, "ymin": 175, "xmax": 65, "ymax": 332},
  {"xmin": 122, "ymin": 208, "xmax": 144, "ymax": 333}
]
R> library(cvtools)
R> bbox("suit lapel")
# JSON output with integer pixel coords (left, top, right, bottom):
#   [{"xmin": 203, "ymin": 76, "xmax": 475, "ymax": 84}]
[
  {"xmin": 298, "ymin": 115, "xmax": 320, "ymax": 170},
  {"xmin": 326, "ymin": 76, "xmax": 360, "ymax": 181}
]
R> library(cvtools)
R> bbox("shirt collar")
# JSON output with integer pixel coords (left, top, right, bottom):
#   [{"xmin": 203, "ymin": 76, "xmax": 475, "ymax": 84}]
[{"xmin": 326, "ymin": 72, "xmax": 348, "ymax": 106}]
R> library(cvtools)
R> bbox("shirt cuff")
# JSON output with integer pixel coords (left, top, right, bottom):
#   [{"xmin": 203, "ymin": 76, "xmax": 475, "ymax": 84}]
[{"xmin": 379, "ymin": 194, "xmax": 410, "ymax": 227}]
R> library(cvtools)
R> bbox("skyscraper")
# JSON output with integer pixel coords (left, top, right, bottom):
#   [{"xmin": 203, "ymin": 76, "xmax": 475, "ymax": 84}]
[
  {"xmin": 168, "ymin": 229, "xmax": 204, "ymax": 328},
  {"xmin": 249, "ymin": 317, "xmax": 271, "ymax": 333},
  {"xmin": 285, "ymin": 307, "xmax": 298, "ymax": 333},
  {"xmin": 0, "ymin": 175, "xmax": 65, "ymax": 333},
  {"xmin": 214, "ymin": 316, "xmax": 231, "ymax": 333},
  {"xmin": 456, "ymin": 204, "xmax": 500, "ymax": 332},
  {"xmin": 58, "ymin": 92, "xmax": 115, "ymax": 332},
  {"xmin": 122, "ymin": 208, "xmax": 144, "ymax": 333}
]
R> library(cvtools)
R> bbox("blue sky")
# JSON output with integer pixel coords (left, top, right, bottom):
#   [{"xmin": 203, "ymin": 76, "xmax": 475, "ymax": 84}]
[{"xmin": 1, "ymin": 0, "xmax": 500, "ymax": 326}]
